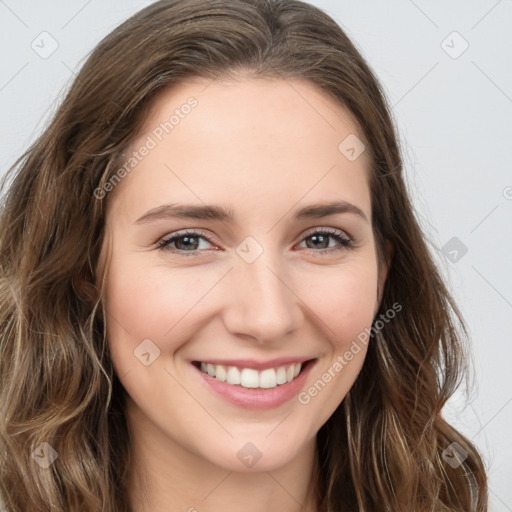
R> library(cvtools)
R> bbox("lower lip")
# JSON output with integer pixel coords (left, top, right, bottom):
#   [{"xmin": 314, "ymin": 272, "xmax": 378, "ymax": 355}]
[{"xmin": 192, "ymin": 360, "xmax": 316, "ymax": 410}]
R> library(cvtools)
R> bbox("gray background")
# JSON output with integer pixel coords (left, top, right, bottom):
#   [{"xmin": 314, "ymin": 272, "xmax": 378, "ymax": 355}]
[{"xmin": 1, "ymin": 0, "xmax": 511, "ymax": 509}]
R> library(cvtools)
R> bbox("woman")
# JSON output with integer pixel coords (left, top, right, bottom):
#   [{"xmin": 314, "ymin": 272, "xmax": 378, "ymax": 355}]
[{"xmin": 0, "ymin": 0, "xmax": 488, "ymax": 510}]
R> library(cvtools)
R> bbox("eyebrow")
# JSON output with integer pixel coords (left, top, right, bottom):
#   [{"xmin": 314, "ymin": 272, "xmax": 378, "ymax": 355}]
[{"xmin": 134, "ymin": 200, "xmax": 368, "ymax": 224}]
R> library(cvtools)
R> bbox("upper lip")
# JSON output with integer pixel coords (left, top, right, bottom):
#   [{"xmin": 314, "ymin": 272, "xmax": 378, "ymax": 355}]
[{"xmin": 192, "ymin": 356, "xmax": 316, "ymax": 371}]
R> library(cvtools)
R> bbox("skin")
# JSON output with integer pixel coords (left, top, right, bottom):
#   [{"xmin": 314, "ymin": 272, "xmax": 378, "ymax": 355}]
[{"xmin": 97, "ymin": 76, "xmax": 391, "ymax": 512}]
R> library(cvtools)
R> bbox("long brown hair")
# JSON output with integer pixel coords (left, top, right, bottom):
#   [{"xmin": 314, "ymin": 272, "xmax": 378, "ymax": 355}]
[{"xmin": 0, "ymin": 0, "xmax": 488, "ymax": 510}]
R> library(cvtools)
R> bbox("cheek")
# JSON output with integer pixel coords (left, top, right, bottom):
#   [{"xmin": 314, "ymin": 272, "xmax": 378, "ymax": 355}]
[
  {"xmin": 104, "ymin": 254, "xmax": 215, "ymax": 363},
  {"xmin": 296, "ymin": 257, "xmax": 379, "ymax": 347},
  {"xmin": 292, "ymin": 259, "xmax": 378, "ymax": 429},
  {"xmin": 103, "ymin": 255, "xmax": 163, "ymax": 371}
]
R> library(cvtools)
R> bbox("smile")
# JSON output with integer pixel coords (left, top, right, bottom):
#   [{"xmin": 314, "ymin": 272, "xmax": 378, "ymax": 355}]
[
  {"xmin": 196, "ymin": 361, "xmax": 303, "ymax": 389},
  {"xmin": 190, "ymin": 357, "xmax": 317, "ymax": 409}
]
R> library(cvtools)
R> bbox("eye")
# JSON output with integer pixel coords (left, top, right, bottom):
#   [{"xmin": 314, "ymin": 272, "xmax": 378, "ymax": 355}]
[
  {"xmin": 156, "ymin": 227, "xmax": 354, "ymax": 257},
  {"xmin": 156, "ymin": 229, "xmax": 215, "ymax": 256},
  {"xmin": 297, "ymin": 228, "xmax": 353, "ymax": 255}
]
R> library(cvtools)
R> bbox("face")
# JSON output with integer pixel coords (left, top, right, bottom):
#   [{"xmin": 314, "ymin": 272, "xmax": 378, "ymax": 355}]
[{"xmin": 98, "ymin": 76, "xmax": 389, "ymax": 474}]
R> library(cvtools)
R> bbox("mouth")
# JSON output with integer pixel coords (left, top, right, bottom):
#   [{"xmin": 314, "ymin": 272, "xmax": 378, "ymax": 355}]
[
  {"xmin": 190, "ymin": 357, "xmax": 317, "ymax": 410},
  {"xmin": 191, "ymin": 358, "xmax": 316, "ymax": 390}
]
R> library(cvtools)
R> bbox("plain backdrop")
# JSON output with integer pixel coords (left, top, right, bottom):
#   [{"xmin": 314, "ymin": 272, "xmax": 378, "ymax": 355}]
[{"xmin": 1, "ymin": 0, "xmax": 511, "ymax": 509}]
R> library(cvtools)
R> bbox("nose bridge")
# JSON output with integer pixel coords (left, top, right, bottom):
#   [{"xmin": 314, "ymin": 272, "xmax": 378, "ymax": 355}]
[{"xmin": 223, "ymin": 237, "xmax": 302, "ymax": 343}]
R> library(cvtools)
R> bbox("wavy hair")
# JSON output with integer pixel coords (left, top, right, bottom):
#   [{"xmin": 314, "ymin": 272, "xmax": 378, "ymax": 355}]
[{"xmin": 0, "ymin": 0, "xmax": 488, "ymax": 510}]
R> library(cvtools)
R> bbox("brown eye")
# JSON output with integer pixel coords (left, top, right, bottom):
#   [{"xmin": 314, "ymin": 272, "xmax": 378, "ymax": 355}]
[
  {"xmin": 157, "ymin": 230, "xmax": 215, "ymax": 256},
  {"xmin": 298, "ymin": 229, "xmax": 353, "ymax": 254}
]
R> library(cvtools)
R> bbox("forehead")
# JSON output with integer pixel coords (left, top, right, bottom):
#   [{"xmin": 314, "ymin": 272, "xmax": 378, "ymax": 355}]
[{"xmin": 109, "ymin": 77, "xmax": 372, "ymax": 224}]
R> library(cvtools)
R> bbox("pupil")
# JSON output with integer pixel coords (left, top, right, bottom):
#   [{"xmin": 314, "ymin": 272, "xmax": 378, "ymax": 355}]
[
  {"xmin": 309, "ymin": 234, "xmax": 328, "ymax": 249},
  {"xmin": 178, "ymin": 236, "xmax": 198, "ymax": 250}
]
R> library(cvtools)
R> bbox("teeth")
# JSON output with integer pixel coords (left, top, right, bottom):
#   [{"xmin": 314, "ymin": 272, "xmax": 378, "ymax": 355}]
[
  {"xmin": 259, "ymin": 368, "xmax": 276, "ymax": 388},
  {"xmin": 240, "ymin": 368, "xmax": 259, "ymax": 388},
  {"xmin": 226, "ymin": 366, "xmax": 241, "ymax": 385},
  {"xmin": 276, "ymin": 366, "xmax": 287, "ymax": 385},
  {"xmin": 198, "ymin": 362, "xmax": 304, "ymax": 389},
  {"xmin": 215, "ymin": 365, "xmax": 227, "ymax": 382}
]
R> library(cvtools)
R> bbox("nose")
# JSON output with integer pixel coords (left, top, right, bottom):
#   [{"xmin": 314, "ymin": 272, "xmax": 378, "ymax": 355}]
[{"xmin": 221, "ymin": 251, "xmax": 304, "ymax": 345}]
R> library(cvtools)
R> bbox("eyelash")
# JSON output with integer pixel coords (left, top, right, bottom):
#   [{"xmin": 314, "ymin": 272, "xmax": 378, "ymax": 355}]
[{"xmin": 156, "ymin": 228, "xmax": 354, "ymax": 257}]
